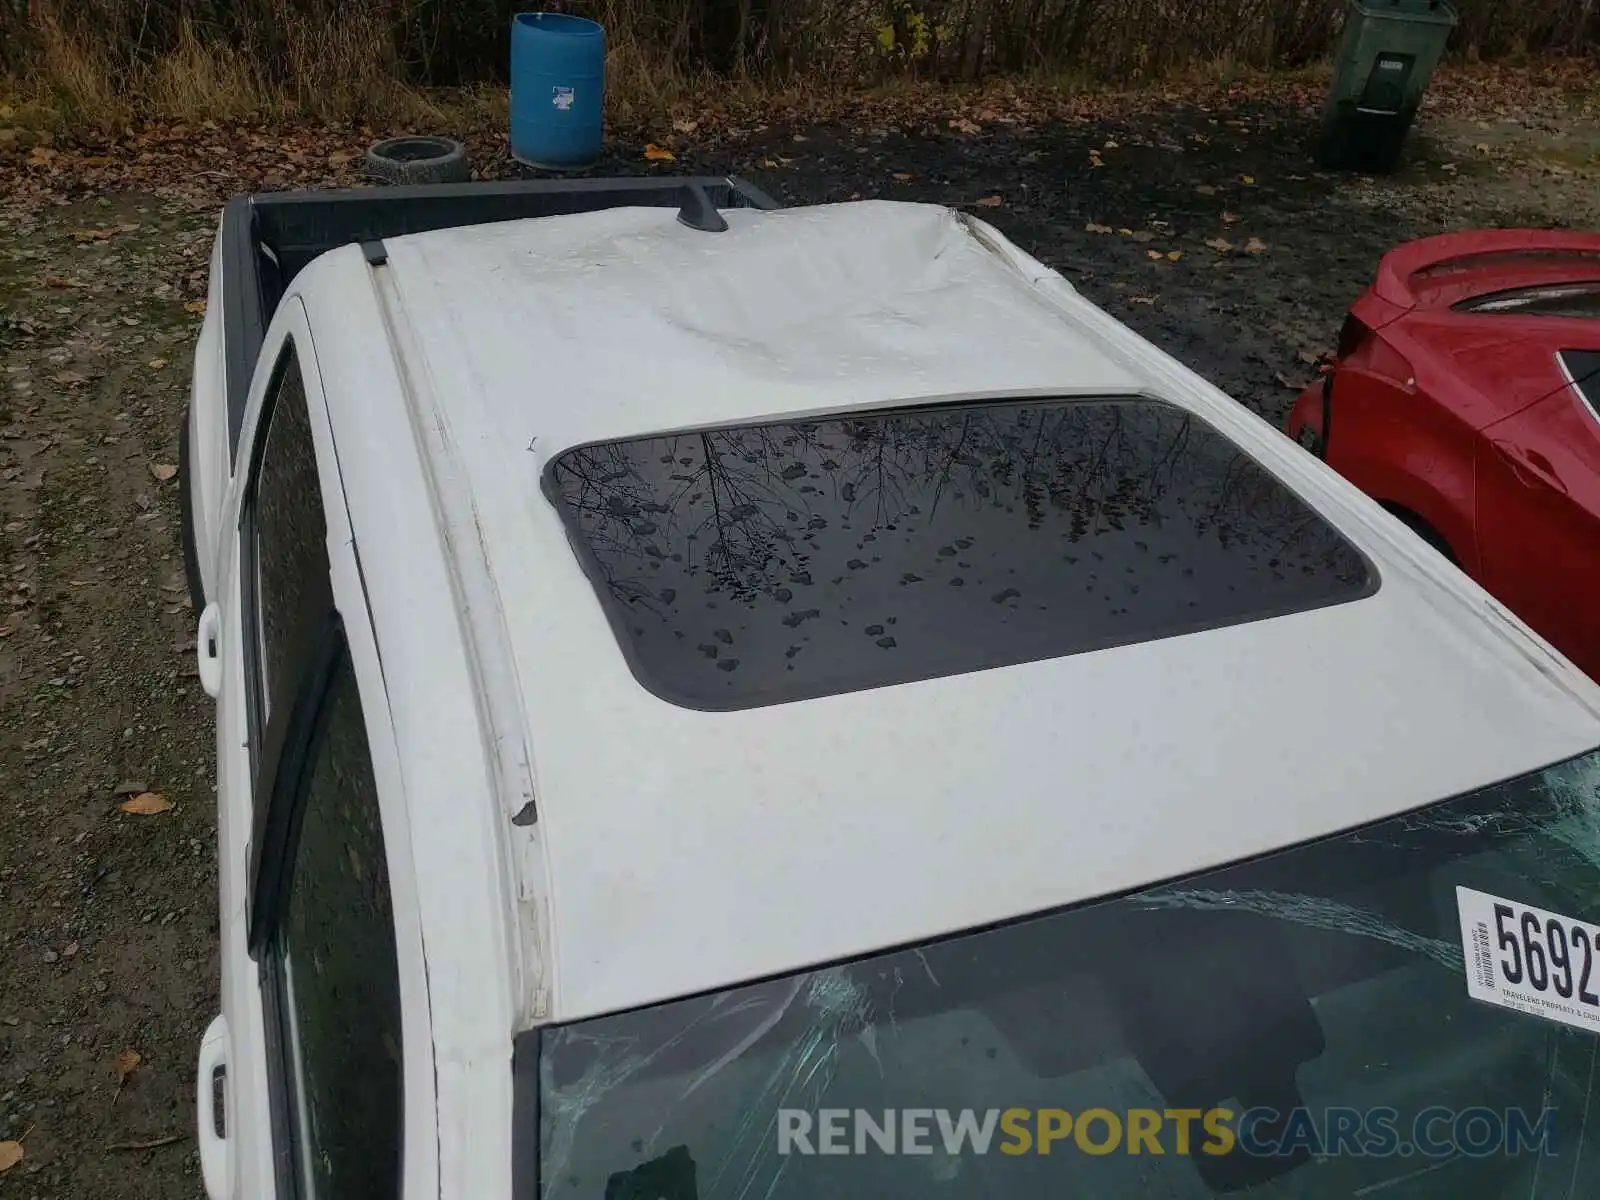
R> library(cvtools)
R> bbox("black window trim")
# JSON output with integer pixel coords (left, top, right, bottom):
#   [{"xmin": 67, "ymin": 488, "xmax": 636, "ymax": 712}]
[
  {"xmin": 247, "ymin": 608, "xmax": 345, "ymax": 953},
  {"xmin": 236, "ymin": 327, "xmax": 405, "ymax": 1199},
  {"xmin": 539, "ymin": 391, "xmax": 1382, "ymax": 712},
  {"xmin": 1560, "ymin": 349, "xmax": 1600, "ymax": 430},
  {"xmin": 239, "ymin": 340, "xmax": 291, "ymax": 776},
  {"xmin": 255, "ymin": 620, "xmax": 362, "ymax": 1200},
  {"xmin": 239, "ymin": 335, "xmax": 341, "ymax": 942}
]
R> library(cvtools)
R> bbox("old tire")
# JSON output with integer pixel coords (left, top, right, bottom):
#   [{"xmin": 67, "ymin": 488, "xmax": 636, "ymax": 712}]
[
  {"xmin": 178, "ymin": 399, "xmax": 205, "ymax": 614},
  {"xmin": 363, "ymin": 136, "xmax": 470, "ymax": 186}
]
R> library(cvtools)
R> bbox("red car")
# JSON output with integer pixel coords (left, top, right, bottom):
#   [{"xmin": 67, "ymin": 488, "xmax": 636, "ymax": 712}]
[{"xmin": 1287, "ymin": 229, "xmax": 1600, "ymax": 681}]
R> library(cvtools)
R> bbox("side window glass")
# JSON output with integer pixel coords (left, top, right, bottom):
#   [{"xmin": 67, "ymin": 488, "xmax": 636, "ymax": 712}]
[
  {"xmin": 247, "ymin": 343, "xmax": 329, "ymax": 731},
  {"xmin": 276, "ymin": 647, "xmax": 403, "ymax": 1198}
]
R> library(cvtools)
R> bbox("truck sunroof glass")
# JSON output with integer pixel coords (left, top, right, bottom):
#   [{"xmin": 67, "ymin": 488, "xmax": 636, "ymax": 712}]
[{"xmin": 546, "ymin": 398, "xmax": 1374, "ymax": 709}]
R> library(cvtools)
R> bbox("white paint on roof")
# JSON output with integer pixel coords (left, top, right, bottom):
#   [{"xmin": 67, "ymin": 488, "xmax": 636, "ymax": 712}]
[
  {"xmin": 385, "ymin": 200, "xmax": 1143, "ymax": 459},
  {"xmin": 327, "ymin": 200, "xmax": 1600, "ymax": 1024}
]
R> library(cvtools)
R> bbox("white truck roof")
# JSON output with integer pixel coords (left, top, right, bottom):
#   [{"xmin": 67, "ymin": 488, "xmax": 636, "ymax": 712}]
[{"xmin": 306, "ymin": 200, "xmax": 1600, "ymax": 1023}]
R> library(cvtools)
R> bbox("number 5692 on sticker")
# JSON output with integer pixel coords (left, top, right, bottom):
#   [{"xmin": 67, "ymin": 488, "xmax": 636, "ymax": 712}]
[{"xmin": 1456, "ymin": 885, "xmax": 1600, "ymax": 1035}]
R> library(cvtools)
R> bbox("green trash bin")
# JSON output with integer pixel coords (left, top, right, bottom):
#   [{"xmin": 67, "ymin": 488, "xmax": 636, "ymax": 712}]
[{"xmin": 1318, "ymin": 0, "xmax": 1457, "ymax": 174}]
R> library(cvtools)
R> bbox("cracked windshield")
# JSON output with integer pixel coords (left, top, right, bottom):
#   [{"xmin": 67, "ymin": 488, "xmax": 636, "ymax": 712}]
[{"xmin": 540, "ymin": 747, "xmax": 1600, "ymax": 1198}]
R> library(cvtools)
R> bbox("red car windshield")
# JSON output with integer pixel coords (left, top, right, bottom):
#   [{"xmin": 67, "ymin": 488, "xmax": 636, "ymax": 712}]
[{"xmin": 529, "ymin": 746, "xmax": 1600, "ymax": 1198}]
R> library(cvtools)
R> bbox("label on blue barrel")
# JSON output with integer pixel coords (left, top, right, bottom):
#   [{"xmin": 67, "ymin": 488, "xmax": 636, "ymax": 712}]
[{"xmin": 552, "ymin": 86, "xmax": 575, "ymax": 111}]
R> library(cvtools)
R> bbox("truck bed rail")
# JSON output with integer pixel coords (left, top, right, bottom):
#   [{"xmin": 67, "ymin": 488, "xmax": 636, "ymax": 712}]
[{"xmin": 219, "ymin": 176, "xmax": 779, "ymax": 458}]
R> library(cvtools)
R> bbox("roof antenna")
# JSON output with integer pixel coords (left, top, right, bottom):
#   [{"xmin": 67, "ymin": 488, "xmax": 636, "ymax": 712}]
[{"xmin": 676, "ymin": 183, "xmax": 729, "ymax": 233}]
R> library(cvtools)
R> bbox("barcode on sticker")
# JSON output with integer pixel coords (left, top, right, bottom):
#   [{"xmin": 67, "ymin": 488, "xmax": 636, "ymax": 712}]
[{"xmin": 1472, "ymin": 920, "xmax": 1495, "ymax": 991}]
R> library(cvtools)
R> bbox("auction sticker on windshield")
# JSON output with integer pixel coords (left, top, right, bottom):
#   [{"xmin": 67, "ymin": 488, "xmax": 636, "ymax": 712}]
[{"xmin": 1457, "ymin": 885, "xmax": 1600, "ymax": 1034}]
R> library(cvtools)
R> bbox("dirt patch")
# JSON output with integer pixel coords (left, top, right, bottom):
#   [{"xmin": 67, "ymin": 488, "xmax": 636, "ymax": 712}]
[
  {"xmin": 0, "ymin": 86, "xmax": 1595, "ymax": 1198},
  {"xmin": 0, "ymin": 196, "xmax": 216, "ymax": 1195}
]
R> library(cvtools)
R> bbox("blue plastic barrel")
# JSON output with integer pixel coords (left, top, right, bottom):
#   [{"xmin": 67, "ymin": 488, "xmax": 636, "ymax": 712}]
[{"xmin": 511, "ymin": 13, "xmax": 605, "ymax": 169}]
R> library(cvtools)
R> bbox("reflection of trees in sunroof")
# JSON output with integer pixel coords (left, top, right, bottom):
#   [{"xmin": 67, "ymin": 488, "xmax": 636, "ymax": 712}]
[{"xmin": 547, "ymin": 399, "xmax": 1374, "ymax": 709}]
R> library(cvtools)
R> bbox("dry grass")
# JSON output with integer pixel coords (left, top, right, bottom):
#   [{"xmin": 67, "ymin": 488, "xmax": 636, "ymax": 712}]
[
  {"xmin": 141, "ymin": 21, "xmax": 275, "ymax": 124},
  {"xmin": 0, "ymin": 0, "xmax": 1593, "ymax": 137},
  {"xmin": 1, "ymin": 9, "xmax": 703, "ymax": 133},
  {"xmin": 22, "ymin": 12, "xmax": 126, "ymax": 128}
]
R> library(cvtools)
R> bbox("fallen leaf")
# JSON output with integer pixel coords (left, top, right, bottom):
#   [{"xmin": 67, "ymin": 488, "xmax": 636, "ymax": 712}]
[
  {"xmin": 149, "ymin": 463, "xmax": 178, "ymax": 482},
  {"xmin": 1130, "ymin": 295, "xmax": 1157, "ymax": 305},
  {"xmin": 114, "ymin": 1048, "xmax": 141, "ymax": 1086},
  {"xmin": 892, "ymin": 172, "xmax": 912, "ymax": 181},
  {"xmin": 327, "ymin": 151, "xmax": 352, "ymax": 167},
  {"xmin": 1088, "ymin": 150, "xmax": 1104, "ymax": 168},
  {"xmin": 120, "ymin": 792, "xmax": 173, "ymax": 815},
  {"xmin": 974, "ymin": 195, "xmax": 1003, "ymax": 207},
  {"xmin": 1117, "ymin": 227, "xmax": 1135, "ymax": 236},
  {"xmin": 671, "ymin": 118, "xmax": 698, "ymax": 135},
  {"xmin": 0, "ymin": 1140, "xmax": 21, "ymax": 1173},
  {"xmin": 41, "ymin": 275, "xmax": 75, "ymax": 289},
  {"xmin": 760, "ymin": 158, "xmax": 778, "ymax": 168},
  {"xmin": 643, "ymin": 144, "xmax": 676, "ymax": 162},
  {"xmin": 1146, "ymin": 249, "xmax": 1164, "ymax": 260},
  {"xmin": 948, "ymin": 118, "xmax": 982, "ymax": 134},
  {"xmin": 1241, "ymin": 174, "xmax": 1256, "ymax": 185},
  {"xmin": 53, "ymin": 371, "xmax": 86, "ymax": 386},
  {"xmin": 147, "ymin": 358, "xmax": 167, "ymax": 370},
  {"xmin": 70, "ymin": 222, "xmax": 139, "ymax": 244},
  {"xmin": 1245, "ymin": 237, "xmax": 1268, "ymax": 254},
  {"xmin": 1276, "ymin": 372, "xmax": 1309, "ymax": 390},
  {"xmin": 1475, "ymin": 142, "xmax": 1490, "ymax": 154},
  {"xmin": 1084, "ymin": 222, "xmax": 1114, "ymax": 234},
  {"xmin": 1221, "ymin": 211, "xmax": 1240, "ymax": 224},
  {"xmin": 184, "ymin": 300, "xmax": 206, "ymax": 315},
  {"xmin": 1194, "ymin": 184, "xmax": 1217, "ymax": 196},
  {"xmin": 28, "ymin": 146, "xmax": 57, "ymax": 165},
  {"xmin": 1297, "ymin": 348, "xmax": 1323, "ymax": 365},
  {"xmin": 1205, "ymin": 237, "xmax": 1233, "ymax": 252},
  {"xmin": 1166, "ymin": 250, "xmax": 1183, "ymax": 262}
]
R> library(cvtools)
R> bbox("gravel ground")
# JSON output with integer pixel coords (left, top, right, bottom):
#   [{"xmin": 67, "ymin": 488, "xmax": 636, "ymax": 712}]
[{"xmin": 0, "ymin": 93, "xmax": 1596, "ymax": 1197}]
